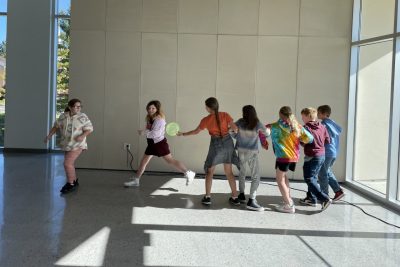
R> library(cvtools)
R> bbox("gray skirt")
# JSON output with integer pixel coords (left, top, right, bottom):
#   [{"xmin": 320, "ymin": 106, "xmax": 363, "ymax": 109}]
[{"xmin": 204, "ymin": 135, "xmax": 240, "ymax": 173}]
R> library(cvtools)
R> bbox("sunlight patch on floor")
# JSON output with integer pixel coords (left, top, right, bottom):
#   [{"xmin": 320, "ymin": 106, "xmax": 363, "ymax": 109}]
[{"xmin": 55, "ymin": 227, "xmax": 111, "ymax": 267}]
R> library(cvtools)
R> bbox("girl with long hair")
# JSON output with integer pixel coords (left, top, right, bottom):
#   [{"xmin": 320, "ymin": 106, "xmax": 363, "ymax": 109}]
[
  {"xmin": 178, "ymin": 97, "xmax": 240, "ymax": 206},
  {"xmin": 234, "ymin": 105, "xmax": 270, "ymax": 211},
  {"xmin": 268, "ymin": 106, "xmax": 313, "ymax": 213},
  {"xmin": 124, "ymin": 100, "xmax": 195, "ymax": 187}
]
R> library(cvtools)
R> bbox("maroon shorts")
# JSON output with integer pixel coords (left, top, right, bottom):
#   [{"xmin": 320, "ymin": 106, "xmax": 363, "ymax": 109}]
[{"xmin": 145, "ymin": 138, "xmax": 170, "ymax": 157}]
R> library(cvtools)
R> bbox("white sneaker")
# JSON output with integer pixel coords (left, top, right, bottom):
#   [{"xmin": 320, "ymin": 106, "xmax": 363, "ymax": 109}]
[
  {"xmin": 276, "ymin": 203, "xmax": 295, "ymax": 214},
  {"xmin": 185, "ymin": 170, "xmax": 196, "ymax": 185},
  {"xmin": 124, "ymin": 177, "xmax": 140, "ymax": 187}
]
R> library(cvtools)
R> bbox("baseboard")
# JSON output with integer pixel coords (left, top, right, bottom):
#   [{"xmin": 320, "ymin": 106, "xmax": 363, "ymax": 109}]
[{"xmin": 3, "ymin": 148, "xmax": 48, "ymax": 153}]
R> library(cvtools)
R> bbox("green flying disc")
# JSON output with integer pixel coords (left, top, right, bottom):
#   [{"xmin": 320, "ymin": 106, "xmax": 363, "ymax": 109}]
[{"xmin": 166, "ymin": 122, "xmax": 180, "ymax": 136}]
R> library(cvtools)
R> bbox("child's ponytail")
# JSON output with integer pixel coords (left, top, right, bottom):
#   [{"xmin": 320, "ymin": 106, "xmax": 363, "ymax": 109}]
[
  {"xmin": 288, "ymin": 114, "xmax": 301, "ymax": 137},
  {"xmin": 279, "ymin": 106, "xmax": 301, "ymax": 137},
  {"xmin": 205, "ymin": 97, "xmax": 222, "ymax": 137}
]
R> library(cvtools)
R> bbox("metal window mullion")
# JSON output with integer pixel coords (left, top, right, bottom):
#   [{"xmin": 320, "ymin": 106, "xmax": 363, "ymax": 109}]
[
  {"xmin": 346, "ymin": 45, "xmax": 360, "ymax": 183},
  {"xmin": 387, "ymin": 0, "xmax": 400, "ymax": 201},
  {"xmin": 346, "ymin": 0, "xmax": 362, "ymax": 183},
  {"xmin": 352, "ymin": 0, "xmax": 361, "ymax": 42},
  {"xmin": 55, "ymin": 14, "xmax": 70, "ymax": 19},
  {"xmin": 49, "ymin": 0, "xmax": 58, "ymax": 150},
  {"xmin": 388, "ymin": 37, "xmax": 400, "ymax": 201}
]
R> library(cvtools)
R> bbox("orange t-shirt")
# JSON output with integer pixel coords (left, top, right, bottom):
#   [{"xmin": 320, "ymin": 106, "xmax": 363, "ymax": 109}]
[{"xmin": 199, "ymin": 112, "xmax": 233, "ymax": 136}]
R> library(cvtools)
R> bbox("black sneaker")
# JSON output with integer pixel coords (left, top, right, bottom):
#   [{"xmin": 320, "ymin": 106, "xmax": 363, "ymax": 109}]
[
  {"xmin": 246, "ymin": 198, "xmax": 264, "ymax": 211},
  {"xmin": 201, "ymin": 196, "xmax": 211, "ymax": 206},
  {"xmin": 229, "ymin": 197, "xmax": 240, "ymax": 206},
  {"xmin": 60, "ymin": 182, "xmax": 76, "ymax": 194},
  {"xmin": 238, "ymin": 192, "xmax": 246, "ymax": 203},
  {"xmin": 74, "ymin": 179, "xmax": 79, "ymax": 187},
  {"xmin": 321, "ymin": 199, "xmax": 332, "ymax": 211},
  {"xmin": 299, "ymin": 196, "xmax": 317, "ymax": 207}
]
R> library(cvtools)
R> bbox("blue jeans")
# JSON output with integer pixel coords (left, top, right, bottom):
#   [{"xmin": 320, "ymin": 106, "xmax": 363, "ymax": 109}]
[
  {"xmin": 318, "ymin": 156, "xmax": 341, "ymax": 195},
  {"xmin": 303, "ymin": 156, "xmax": 330, "ymax": 202}
]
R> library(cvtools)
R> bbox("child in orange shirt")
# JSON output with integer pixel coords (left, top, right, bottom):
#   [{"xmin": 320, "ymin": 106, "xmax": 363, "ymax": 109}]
[{"xmin": 178, "ymin": 97, "xmax": 240, "ymax": 206}]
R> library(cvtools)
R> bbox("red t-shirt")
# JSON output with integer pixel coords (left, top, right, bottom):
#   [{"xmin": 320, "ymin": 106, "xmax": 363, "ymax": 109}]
[{"xmin": 199, "ymin": 112, "xmax": 233, "ymax": 136}]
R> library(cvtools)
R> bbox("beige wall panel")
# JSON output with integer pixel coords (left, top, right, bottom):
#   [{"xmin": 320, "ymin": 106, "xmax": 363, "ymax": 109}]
[
  {"xmin": 103, "ymin": 32, "xmax": 141, "ymax": 170},
  {"xmin": 178, "ymin": 0, "xmax": 218, "ymax": 34},
  {"xmin": 255, "ymin": 36, "xmax": 298, "ymax": 178},
  {"xmin": 175, "ymin": 34, "xmax": 217, "ymax": 173},
  {"xmin": 71, "ymin": 0, "xmax": 106, "ymax": 31},
  {"xmin": 216, "ymin": 35, "xmax": 258, "ymax": 120},
  {"xmin": 69, "ymin": 31, "xmax": 106, "ymax": 168},
  {"xmin": 106, "ymin": 0, "xmax": 142, "ymax": 32},
  {"xmin": 300, "ymin": 0, "xmax": 353, "ymax": 37},
  {"xmin": 296, "ymin": 37, "xmax": 350, "ymax": 180},
  {"xmin": 259, "ymin": 0, "xmax": 300, "ymax": 36},
  {"xmin": 140, "ymin": 33, "xmax": 177, "ymax": 172},
  {"xmin": 218, "ymin": 0, "xmax": 260, "ymax": 35},
  {"xmin": 142, "ymin": 0, "xmax": 178, "ymax": 33}
]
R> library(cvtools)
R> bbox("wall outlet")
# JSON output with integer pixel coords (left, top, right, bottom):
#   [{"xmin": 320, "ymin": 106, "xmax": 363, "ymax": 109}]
[{"xmin": 123, "ymin": 143, "xmax": 131, "ymax": 150}]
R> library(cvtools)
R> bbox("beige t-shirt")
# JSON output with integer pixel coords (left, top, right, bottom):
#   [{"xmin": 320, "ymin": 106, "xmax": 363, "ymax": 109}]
[{"xmin": 55, "ymin": 112, "xmax": 93, "ymax": 151}]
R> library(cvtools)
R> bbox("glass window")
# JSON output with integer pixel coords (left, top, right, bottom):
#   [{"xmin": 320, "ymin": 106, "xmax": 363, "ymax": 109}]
[
  {"xmin": 0, "ymin": 0, "xmax": 7, "ymax": 13},
  {"xmin": 54, "ymin": 1, "xmax": 71, "ymax": 148},
  {"xmin": 353, "ymin": 40, "xmax": 393, "ymax": 195},
  {"xmin": 57, "ymin": 0, "xmax": 71, "ymax": 15},
  {"xmin": 360, "ymin": 0, "xmax": 395, "ymax": 40},
  {"xmin": 0, "ymin": 15, "xmax": 6, "ymax": 147}
]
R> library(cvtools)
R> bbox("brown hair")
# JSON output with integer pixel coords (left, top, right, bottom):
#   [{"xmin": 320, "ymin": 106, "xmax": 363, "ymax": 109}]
[
  {"xmin": 65, "ymin": 98, "xmax": 81, "ymax": 112},
  {"xmin": 301, "ymin": 107, "xmax": 318, "ymax": 120},
  {"xmin": 146, "ymin": 100, "xmax": 165, "ymax": 122},
  {"xmin": 279, "ymin": 106, "xmax": 301, "ymax": 137},
  {"xmin": 242, "ymin": 105, "xmax": 259, "ymax": 130},
  {"xmin": 317, "ymin": 105, "xmax": 331, "ymax": 117},
  {"xmin": 205, "ymin": 97, "xmax": 222, "ymax": 136}
]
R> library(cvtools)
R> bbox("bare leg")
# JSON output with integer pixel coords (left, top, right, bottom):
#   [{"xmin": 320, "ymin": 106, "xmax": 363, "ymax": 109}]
[
  {"xmin": 64, "ymin": 149, "xmax": 83, "ymax": 183},
  {"xmin": 205, "ymin": 166, "xmax": 215, "ymax": 196},
  {"xmin": 224, "ymin": 163, "xmax": 238, "ymax": 197},
  {"xmin": 136, "ymin": 154, "xmax": 153, "ymax": 178},
  {"xmin": 284, "ymin": 173, "xmax": 291, "ymax": 199},
  {"xmin": 276, "ymin": 169, "xmax": 292, "ymax": 205},
  {"xmin": 162, "ymin": 154, "xmax": 187, "ymax": 173}
]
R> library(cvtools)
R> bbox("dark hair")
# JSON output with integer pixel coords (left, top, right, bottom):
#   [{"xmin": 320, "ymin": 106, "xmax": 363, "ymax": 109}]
[
  {"xmin": 146, "ymin": 100, "xmax": 165, "ymax": 122},
  {"xmin": 317, "ymin": 105, "xmax": 331, "ymax": 117},
  {"xmin": 242, "ymin": 105, "xmax": 259, "ymax": 130},
  {"xmin": 65, "ymin": 98, "xmax": 81, "ymax": 112},
  {"xmin": 205, "ymin": 97, "xmax": 221, "ymax": 136}
]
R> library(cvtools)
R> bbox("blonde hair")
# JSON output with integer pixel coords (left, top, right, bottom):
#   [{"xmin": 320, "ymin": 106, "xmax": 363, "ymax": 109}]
[
  {"xmin": 279, "ymin": 106, "xmax": 301, "ymax": 137},
  {"xmin": 301, "ymin": 107, "xmax": 317, "ymax": 120}
]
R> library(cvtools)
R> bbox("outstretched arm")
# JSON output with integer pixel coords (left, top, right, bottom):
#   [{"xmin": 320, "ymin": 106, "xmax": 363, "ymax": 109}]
[
  {"xmin": 44, "ymin": 126, "xmax": 58, "ymax": 143},
  {"xmin": 228, "ymin": 120, "xmax": 238, "ymax": 133},
  {"xmin": 178, "ymin": 126, "xmax": 202, "ymax": 136}
]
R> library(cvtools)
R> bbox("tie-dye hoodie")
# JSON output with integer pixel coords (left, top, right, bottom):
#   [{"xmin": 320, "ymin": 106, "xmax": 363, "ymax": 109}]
[{"xmin": 268, "ymin": 119, "xmax": 313, "ymax": 162}]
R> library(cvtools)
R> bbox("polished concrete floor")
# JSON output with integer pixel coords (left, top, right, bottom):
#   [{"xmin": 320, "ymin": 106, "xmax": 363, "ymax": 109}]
[{"xmin": 1, "ymin": 153, "xmax": 400, "ymax": 267}]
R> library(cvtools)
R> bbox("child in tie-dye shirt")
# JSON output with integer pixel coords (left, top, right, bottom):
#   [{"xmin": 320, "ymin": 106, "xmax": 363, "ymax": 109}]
[{"xmin": 267, "ymin": 106, "xmax": 313, "ymax": 213}]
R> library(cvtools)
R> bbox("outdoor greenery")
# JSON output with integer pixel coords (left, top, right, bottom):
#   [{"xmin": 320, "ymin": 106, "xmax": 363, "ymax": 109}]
[
  {"xmin": 0, "ymin": 40, "xmax": 6, "ymax": 100},
  {"xmin": 0, "ymin": 113, "xmax": 4, "ymax": 145},
  {"xmin": 0, "ymin": 40, "xmax": 6, "ymax": 57},
  {"xmin": 56, "ymin": 12, "xmax": 70, "ymax": 115}
]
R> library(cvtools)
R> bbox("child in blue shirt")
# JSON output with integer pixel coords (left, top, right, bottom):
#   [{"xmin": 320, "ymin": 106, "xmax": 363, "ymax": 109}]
[{"xmin": 317, "ymin": 105, "xmax": 344, "ymax": 201}]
